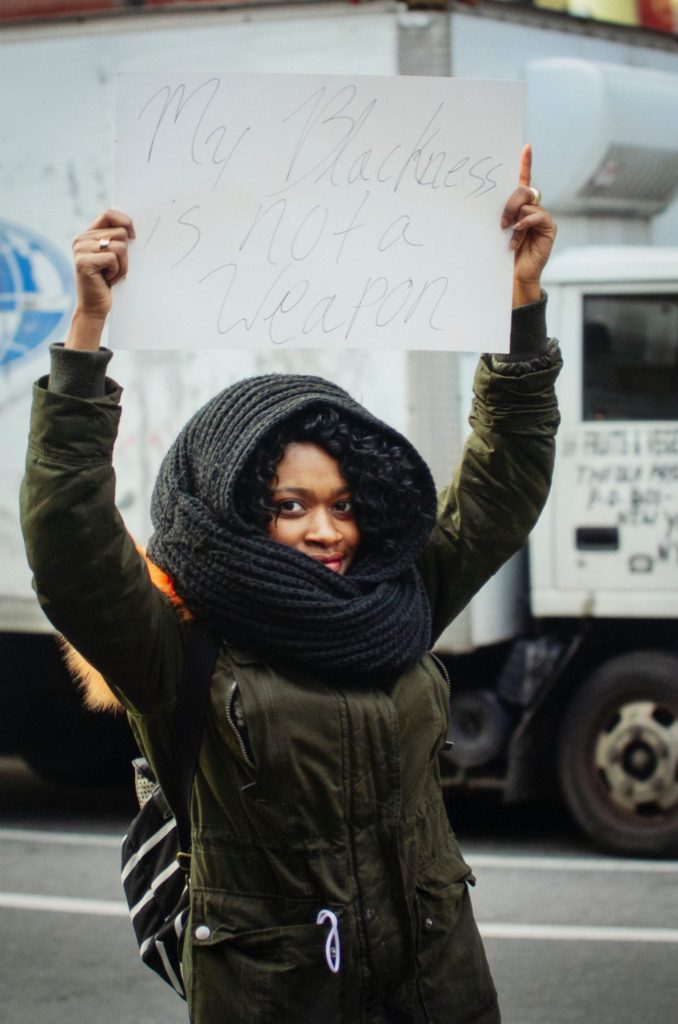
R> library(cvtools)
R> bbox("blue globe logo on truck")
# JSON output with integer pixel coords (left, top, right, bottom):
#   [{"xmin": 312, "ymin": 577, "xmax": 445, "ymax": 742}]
[{"xmin": 0, "ymin": 219, "xmax": 73, "ymax": 368}]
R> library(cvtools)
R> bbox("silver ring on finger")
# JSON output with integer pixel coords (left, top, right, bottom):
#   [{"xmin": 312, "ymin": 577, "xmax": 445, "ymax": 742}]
[
  {"xmin": 98, "ymin": 237, "xmax": 111, "ymax": 252},
  {"xmin": 528, "ymin": 187, "xmax": 542, "ymax": 207}
]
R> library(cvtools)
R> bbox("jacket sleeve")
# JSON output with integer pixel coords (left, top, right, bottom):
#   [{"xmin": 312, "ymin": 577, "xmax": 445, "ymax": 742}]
[
  {"xmin": 418, "ymin": 341, "xmax": 562, "ymax": 644},
  {"xmin": 20, "ymin": 376, "xmax": 183, "ymax": 715}
]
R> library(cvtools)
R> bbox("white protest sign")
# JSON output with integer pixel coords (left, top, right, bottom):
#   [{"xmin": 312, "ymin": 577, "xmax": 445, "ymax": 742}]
[{"xmin": 112, "ymin": 73, "xmax": 524, "ymax": 351}]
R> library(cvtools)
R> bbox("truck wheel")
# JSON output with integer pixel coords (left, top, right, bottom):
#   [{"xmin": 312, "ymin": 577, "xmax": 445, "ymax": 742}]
[
  {"xmin": 447, "ymin": 689, "xmax": 513, "ymax": 768},
  {"xmin": 558, "ymin": 652, "xmax": 678, "ymax": 857}
]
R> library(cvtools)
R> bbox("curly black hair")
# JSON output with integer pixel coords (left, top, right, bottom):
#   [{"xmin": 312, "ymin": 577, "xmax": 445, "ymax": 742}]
[{"xmin": 233, "ymin": 405, "xmax": 429, "ymax": 559}]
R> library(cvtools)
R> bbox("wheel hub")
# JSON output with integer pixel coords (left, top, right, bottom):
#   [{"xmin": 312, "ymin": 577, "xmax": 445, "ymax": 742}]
[
  {"xmin": 622, "ymin": 741, "xmax": 656, "ymax": 781},
  {"xmin": 595, "ymin": 701, "xmax": 678, "ymax": 815}
]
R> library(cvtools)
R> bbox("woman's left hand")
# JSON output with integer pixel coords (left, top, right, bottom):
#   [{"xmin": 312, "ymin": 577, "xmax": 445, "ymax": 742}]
[{"xmin": 501, "ymin": 144, "xmax": 557, "ymax": 307}]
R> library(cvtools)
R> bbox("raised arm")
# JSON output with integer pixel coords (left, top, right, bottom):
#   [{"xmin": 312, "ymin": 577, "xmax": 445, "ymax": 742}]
[
  {"xmin": 49, "ymin": 210, "xmax": 135, "ymax": 396},
  {"xmin": 67, "ymin": 208, "xmax": 135, "ymax": 349},
  {"xmin": 504, "ymin": 143, "xmax": 557, "ymax": 313},
  {"xmin": 419, "ymin": 146, "xmax": 562, "ymax": 640},
  {"xmin": 20, "ymin": 210, "xmax": 184, "ymax": 714}
]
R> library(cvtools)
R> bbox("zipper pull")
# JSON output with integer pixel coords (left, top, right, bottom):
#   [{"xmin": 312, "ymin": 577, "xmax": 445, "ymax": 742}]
[{"xmin": 316, "ymin": 909, "xmax": 341, "ymax": 974}]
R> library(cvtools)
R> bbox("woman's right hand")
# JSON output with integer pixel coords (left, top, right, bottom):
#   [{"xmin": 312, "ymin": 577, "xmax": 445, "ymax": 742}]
[{"xmin": 66, "ymin": 209, "xmax": 135, "ymax": 350}]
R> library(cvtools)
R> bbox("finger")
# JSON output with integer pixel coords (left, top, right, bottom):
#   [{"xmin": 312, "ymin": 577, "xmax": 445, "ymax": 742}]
[
  {"xmin": 73, "ymin": 230, "xmax": 130, "ymax": 279},
  {"xmin": 102, "ymin": 247, "xmax": 127, "ymax": 286},
  {"xmin": 86, "ymin": 208, "xmax": 136, "ymax": 239},
  {"xmin": 97, "ymin": 244, "xmax": 128, "ymax": 287},
  {"xmin": 72, "ymin": 225, "xmax": 132, "ymax": 257},
  {"xmin": 501, "ymin": 185, "xmax": 539, "ymax": 228},
  {"xmin": 511, "ymin": 209, "xmax": 556, "ymax": 236},
  {"xmin": 91, "ymin": 227, "xmax": 133, "ymax": 250},
  {"xmin": 509, "ymin": 210, "xmax": 556, "ymax": 250},
  {"xmin": 107, "ymin": 258, "xmax": 128, "ymax": 287},
  {"xmin": 111, "ymin": 241, "xmax": 129, "ymax": 282},
  {"xmin": 73, "ymin": 236, "xmax": 127, "ymax": 290},
  {"xmin": 518, "ymin": 143, "xmax": 532, "ymax": 188},
  {"xmin": 91, "ymin": 236, "xmax": 129, "ymax": 281},
  {"xmin": 74, "ymin": 251, "xmax": 121, "ymax": 282}
]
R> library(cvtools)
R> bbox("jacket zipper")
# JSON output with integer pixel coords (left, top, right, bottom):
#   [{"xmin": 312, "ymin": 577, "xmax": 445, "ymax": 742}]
[
  {"xmin": 225, "ymin": 680, "xmax": 256, "ymax": 770},
  {"xmin": 429, "ymin": 651, "xmax": 454, "ymax": 752},
  {"xmin": 429, "ymin": 651, "xmax": 451, "ymax": 702}
]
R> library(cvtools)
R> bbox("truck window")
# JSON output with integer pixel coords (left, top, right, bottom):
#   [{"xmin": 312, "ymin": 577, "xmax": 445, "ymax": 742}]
[{"xmin": 583, "ymin": 294, "xmax": 678, "ymax": 421}]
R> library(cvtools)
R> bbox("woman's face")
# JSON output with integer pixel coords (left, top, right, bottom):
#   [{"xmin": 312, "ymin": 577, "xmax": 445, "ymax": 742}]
[{"xmin": 267, "ymin": 442, "xmax": 360, "ymax": 574}]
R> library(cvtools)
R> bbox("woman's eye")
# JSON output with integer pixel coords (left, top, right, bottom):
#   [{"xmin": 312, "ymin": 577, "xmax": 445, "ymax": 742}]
[
  {"xmin": 334, "ymin": 499, "xmax": 354, "ymax": 515},
  {"xmin": 277, "ymin": 499, "xmax": 304, "ymax": 514}
]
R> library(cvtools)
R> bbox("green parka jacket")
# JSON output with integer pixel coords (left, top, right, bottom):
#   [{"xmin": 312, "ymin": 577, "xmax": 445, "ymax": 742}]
[{"xmin": 21, "ymin": 341, "xmax": 561, "ymax": 1024}]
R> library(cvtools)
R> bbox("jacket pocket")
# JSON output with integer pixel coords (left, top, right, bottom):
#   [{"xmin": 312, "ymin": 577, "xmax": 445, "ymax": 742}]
[
  {"xmin": 414, "ymin": 857, "xmax": 498, "ymax": 1024},
  {"xmin": 188, "ymin": 889, "xmax": 345, "ymax": 1024}
]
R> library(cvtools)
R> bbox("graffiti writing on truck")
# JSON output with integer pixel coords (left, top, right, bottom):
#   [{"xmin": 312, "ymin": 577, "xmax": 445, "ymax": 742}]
[{"xmin": 562, "ymin": 426, "xmax": 678, "ymax": 574}]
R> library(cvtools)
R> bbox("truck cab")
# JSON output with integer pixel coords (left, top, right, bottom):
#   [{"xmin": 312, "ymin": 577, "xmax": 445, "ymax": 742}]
[
  {"xmin": 537, "ymin": 248, "xmax": 678, "ymax": 856},
  {"xmin": 440, "ymin": 247, "xmax": 678, "ymax": 857},
  {"xmin": 535, "ymin": 246, "xmax": 678, "ymax": 616}
]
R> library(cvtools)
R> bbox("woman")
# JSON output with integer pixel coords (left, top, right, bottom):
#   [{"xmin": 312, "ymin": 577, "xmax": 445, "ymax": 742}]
[{"xmin": 21, "ymin": 147, "xmax": 560, "ymax": 1023}]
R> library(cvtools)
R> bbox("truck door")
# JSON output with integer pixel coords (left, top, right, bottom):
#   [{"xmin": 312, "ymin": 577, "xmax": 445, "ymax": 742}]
[{"xmin": 553, "ymin": 285, "xmax": 678, "ymax": 612}]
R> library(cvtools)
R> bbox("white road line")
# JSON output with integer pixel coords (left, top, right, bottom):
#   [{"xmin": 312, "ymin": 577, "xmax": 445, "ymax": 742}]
[
  {"xmin": 0, "ymin": 892, "xmax": 127, "ymax": 916},
  {"xmin": 0, "ymin": 828, "xmax": 121, "ymax": 848},
  {"xmin": 466, "ymin": 853, "xmax": 678, "ymax": 874},
  {"xmin": 479, "ymin": 922, "xmax": 678, "ymax": 943},
  {"xmin": 2, "ymin": 892, "xmax": 677, "ymax": 944}
]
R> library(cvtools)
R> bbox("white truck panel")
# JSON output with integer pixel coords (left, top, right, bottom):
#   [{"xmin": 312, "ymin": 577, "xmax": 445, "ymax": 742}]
[
  {"xmin": 448, "ymin": 11, "xmax": 678, "ymax": 246},
  {"xmin": 0, "ymin": 4, "xmax": 397, "ymax": 256},
  {"xmin": 530, "ymin": 588, "xmax": 678, "ymax": 618},
  {"xmin": 0, "ymin": 4, "xmax": 409, "ymax": 619},
  {"xmin": 531, "ymin": 254, "xmax": 678, "ymax": 619}
]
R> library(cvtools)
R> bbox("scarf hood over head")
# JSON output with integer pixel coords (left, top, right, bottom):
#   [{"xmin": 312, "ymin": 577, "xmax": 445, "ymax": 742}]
[{"xmin": 147, "ymin": 373, "xmax": 437, "ymax": 683}]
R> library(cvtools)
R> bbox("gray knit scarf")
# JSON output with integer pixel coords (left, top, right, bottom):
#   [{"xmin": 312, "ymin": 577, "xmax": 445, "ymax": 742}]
[{"xmin": 147, "ymin": 374, "xmax": 437, "ymax": 683}]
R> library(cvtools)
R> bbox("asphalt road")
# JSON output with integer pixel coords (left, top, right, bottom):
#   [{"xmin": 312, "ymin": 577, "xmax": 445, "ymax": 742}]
[{"xmin": 1, "ymin": 757, "xmax": 677, "ymax": 1024}]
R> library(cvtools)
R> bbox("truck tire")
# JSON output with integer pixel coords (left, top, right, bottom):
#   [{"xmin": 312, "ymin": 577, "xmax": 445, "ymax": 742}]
[
  {"xmin": 447, "ymin": 689, "xmax": 513, "ymax": 768},
  {"xmin": 557, "ymin": 651, "xmax": 678, "ymax": 857}
]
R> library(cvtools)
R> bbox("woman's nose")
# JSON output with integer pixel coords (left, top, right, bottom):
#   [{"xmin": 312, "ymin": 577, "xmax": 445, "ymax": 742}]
[{"xmin": 305, "ymin": 509, "xmax": 342, "ymax": 545}]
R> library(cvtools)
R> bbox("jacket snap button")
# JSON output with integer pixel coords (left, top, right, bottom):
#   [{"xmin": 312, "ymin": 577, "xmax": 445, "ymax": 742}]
[
  {"xmin": 195, "ymin": 925, "xmax": 211, "ymax": 941},
  {"xmin": 424, "ymin": 916, "xmax": 434, "ymax": 930}
]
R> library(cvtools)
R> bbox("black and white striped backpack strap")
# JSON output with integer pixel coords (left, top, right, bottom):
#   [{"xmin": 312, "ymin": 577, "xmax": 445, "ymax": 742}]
[{"xmin": 120, "ymin": 623, "xmax": 221, "ymax": 999}]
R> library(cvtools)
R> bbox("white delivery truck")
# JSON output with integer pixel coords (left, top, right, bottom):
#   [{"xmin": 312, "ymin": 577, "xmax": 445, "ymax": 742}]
[
  {"xmin": 436, "ymin": 244, "xmax": 678, "ymax": 858},
  {"xmin": 1, "ymin": 1, "xmax": 677, "ymax": 854}
]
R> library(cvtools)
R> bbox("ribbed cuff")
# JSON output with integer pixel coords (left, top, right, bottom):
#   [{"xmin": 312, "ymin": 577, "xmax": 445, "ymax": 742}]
[
  {"xmin": 48, "ymin": 343, "xmax": 114, "ymax": 398},
  {"xmin": 505, "ymin": 292, "xmax": 548, "ymax": 360}
]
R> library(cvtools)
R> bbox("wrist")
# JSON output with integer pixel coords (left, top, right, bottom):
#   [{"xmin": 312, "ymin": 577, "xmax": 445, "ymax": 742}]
[
  {"xmin": 512, "ymin": 279, "xmax": 542, "ymax": 308},
  {"xmin": 65, "ymin": 308, "xmax": 108, "ymax": 350}
]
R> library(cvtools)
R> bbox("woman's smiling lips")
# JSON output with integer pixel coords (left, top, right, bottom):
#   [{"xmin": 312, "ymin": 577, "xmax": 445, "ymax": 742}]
[{"xmin": 314, "ymin": 553, "xmax": 345, "ymax": 572}]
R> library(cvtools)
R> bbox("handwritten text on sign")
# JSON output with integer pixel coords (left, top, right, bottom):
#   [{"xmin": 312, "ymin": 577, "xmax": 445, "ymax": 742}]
[{"xmin": 112, "ymin": 74, "xmax": 524, "ymax": 351}]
